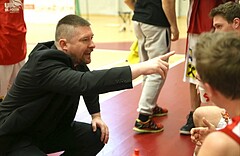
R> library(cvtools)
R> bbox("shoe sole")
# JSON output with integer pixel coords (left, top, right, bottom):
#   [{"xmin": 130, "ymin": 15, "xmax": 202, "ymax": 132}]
[
  {"xmin": 133, "ymin": 127, "xmax": 164, "ymax": 133},
  {"xmin": 179, "ymin": 130, "xmax": 191, "ymax": 135},
  {"xmin": 152, "ymin": 112, "xmax": 168, "ymax": 117}
]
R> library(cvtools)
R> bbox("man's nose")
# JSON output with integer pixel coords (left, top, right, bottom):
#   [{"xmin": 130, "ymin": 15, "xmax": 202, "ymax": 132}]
[{"xmin": 89, "ymin": 40, "xmax": 96, "ymax": 48}]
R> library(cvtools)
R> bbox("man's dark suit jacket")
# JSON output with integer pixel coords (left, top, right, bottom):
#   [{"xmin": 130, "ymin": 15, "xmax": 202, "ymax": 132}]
[{"xmin": 0, "ymin": 41, "xmax": 133, "ymax": 152}]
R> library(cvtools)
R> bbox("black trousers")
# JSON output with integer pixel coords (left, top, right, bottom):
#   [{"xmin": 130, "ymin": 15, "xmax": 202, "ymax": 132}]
[{"xmin": 5, "ymin": 121, "xmax": 105, "ymax": 156}]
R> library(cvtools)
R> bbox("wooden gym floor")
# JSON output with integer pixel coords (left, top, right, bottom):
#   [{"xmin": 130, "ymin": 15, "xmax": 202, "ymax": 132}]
[{"xmin": 26, "ymin": 15, "xmax": 195, "ymax": 156}]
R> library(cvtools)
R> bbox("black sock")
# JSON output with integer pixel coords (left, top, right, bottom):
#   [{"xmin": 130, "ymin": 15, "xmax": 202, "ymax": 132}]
[{"xmin": 138, "ymin": 114, "xmax": 149, "ymax": 122}]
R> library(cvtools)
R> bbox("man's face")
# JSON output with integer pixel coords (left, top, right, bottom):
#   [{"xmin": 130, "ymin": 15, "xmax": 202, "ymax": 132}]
[
  {"xmin": 213, "ymin": 15, "xmax": 235, "ymax": 32},
  {"xmin": 65, "ymin": 26, "xmax": 95, "ymax": 65}
]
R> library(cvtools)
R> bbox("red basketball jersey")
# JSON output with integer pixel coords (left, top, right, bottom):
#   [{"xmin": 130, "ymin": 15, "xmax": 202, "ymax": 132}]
[
  {"xmin": 220, "ymin": 116, "xmax": 240, "ymax": 144},
  {"xmin": 187, "ymin": 0, "xmax": 235, "ymax": 34},
  {"xmin": 0, "ymin": 0, "xmax": 26, "ymax": 65}
]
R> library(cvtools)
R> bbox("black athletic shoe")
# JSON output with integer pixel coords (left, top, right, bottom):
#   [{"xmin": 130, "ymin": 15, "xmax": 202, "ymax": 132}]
[{"xmin": 180, "ymin": 111, "xmax": 195, "ymax": 135}]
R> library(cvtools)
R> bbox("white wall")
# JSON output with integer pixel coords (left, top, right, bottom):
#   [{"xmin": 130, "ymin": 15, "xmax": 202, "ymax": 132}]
[
  {"xmin": 24, "ymin": 0, "xmax": 75, "ymax": 23},
  {"xmin": 24, "ymin": 0, "xmax": 189, "ymax": 22},
  {"xmin": 79, "ymin": 0, "xmax": 119, "ymax": 16},
  {"xmin": 79, "ymin": 0, "xmax": 189, "ymax": 17},
  {"xmin": 176, "ymin": 0, "xmax": 189, "ymax": 17}
]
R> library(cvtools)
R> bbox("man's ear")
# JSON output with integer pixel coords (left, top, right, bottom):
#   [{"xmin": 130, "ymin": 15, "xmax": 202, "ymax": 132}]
[
  {"xmin": 59, "ymin": 39, "xmax": 68, "ymax": 51},
  {"xmin": 233, "ymin": 17, "xmax": 240, "ymax": 29}
]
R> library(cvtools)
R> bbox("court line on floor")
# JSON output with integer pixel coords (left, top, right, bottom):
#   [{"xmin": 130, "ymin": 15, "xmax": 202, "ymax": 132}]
[
  {"xmin": 98, "ymin": 56, "xmax": 185, "ymax": 103},
  {"xmin": 76, "ymin": 50, "xmax": 185, "ymax": 118}
]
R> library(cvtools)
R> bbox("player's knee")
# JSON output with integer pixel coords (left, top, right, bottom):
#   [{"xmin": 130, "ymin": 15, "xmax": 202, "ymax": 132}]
[{"xmin": 193, "ymin": 107, "xmax": 204, "ymax": 127}]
